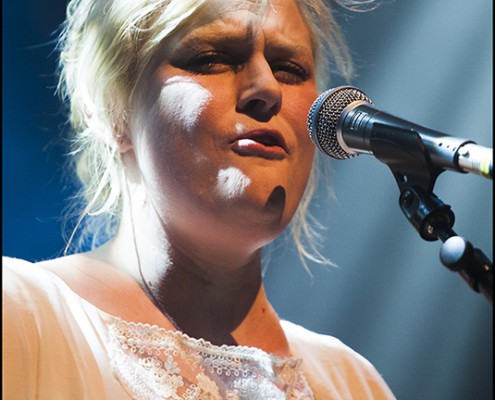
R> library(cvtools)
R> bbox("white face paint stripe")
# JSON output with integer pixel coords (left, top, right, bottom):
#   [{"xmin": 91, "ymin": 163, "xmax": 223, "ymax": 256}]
[
  {"xmin": 216, "ymin": 167, "xmax": 251, "ymax": 199},
  {"xmin": 234, "ymin": 123, "xmax": 245, "ymax": 135},
  {"xmin": 159, "ymin": 76, "xmax": 212, "ymax": 136}
]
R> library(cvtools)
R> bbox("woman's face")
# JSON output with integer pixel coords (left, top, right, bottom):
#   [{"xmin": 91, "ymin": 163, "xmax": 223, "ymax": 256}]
[{"xmin": 128, "ymin": 0, "xmax": 318, "ymax": 250}]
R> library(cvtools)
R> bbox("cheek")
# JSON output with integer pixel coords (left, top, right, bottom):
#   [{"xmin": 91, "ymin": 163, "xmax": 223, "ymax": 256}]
[
  {"xmin": 132, "ymin": 78, "xmax": 216, "ymax": 198},
  {"xmin": 285, "ymin": 83, "xmax": 317, "ymax": 135},
  {"xmin": 284, "ymin": 86, "xmax": 318, "ymax": 200},
  {"xmin": 157, "ymin": 76, "xmax": 213, "ymax": 137},
  {"xmin": 286, "ymin": 87, "xmax": 317, "ymax": 162},
  {"xmin": 216, "ymin": 167, "xmax": 252, "ymax": 199},
  {"xmin": 141, "ymin": 77, "xmax": 215, "ymax": 172}
]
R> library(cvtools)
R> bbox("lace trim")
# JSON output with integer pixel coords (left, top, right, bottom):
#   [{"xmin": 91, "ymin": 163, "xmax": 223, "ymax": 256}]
[{"xmin": 107, "ymin": 318, "xmax": 315, "ymax": 399}]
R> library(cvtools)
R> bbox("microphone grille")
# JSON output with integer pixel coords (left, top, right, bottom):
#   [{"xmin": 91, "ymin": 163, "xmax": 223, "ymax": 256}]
[{"xmin": 307, "ymin": 86, "xmax": 373, "ymax": 159}]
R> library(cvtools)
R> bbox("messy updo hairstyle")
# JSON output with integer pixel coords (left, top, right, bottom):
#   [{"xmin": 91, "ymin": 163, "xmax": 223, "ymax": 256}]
[{"xmin": 57, "ymin": 0, "xmax": 376, "ymax": 265}]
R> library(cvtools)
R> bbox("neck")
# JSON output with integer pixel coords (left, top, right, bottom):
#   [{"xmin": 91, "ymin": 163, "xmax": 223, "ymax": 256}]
[
  {"xmin": 140, "ymin": 244, "xmax": 265, "ymax": 345},
  {"xmin": 105, "ymin": 203, "xmax": 274, "ymax": 347},
  {"xmin": 99, "ymin": 182, "xmax": 290, "ymax": 356}
]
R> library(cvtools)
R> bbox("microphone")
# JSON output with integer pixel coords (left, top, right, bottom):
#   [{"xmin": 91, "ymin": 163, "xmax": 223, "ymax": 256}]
[{"xmin": 307, "ymin": 86, "xmax": 493, "ymax": 179}]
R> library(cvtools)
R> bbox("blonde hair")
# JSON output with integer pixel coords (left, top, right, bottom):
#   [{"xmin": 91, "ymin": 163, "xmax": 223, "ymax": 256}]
[{"xmin": 57, "ymin": 0, "xmax": 374, "ymax": 263}]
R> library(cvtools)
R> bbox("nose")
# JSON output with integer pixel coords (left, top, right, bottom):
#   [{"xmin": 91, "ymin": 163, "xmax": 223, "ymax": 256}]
[{"xmin": 235, "ymin": 55, "xmax": 282, "ymax": 121}]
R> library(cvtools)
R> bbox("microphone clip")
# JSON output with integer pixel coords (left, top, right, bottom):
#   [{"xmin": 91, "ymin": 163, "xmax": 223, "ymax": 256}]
[{"xmin": 380, "ymin": 125, "xmax": 493, "ymax": 304}]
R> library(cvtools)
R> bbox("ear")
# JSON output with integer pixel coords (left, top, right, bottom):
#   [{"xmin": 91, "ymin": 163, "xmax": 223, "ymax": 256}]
[
  {"xmin": 116, "ymin": 130, "xmax": 133, "ymax": 153},
  {"xmin": 113, "ymin": 118, "xmax": 133, "ymax": 153}
]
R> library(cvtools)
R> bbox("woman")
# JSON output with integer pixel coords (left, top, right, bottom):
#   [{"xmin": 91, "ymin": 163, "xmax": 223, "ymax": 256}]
[{"xmin": 3, "ymin": 0, "xmax": 395, "ymax": 398}]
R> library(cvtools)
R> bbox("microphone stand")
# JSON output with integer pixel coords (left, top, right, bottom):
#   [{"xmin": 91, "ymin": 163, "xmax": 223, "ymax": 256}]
[{"xmin": 370, "ymin": 123, "xmax": 493, "ymax": 304}]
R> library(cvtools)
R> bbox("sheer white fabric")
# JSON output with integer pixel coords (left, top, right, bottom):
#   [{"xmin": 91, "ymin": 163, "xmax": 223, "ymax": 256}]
[
  {"xmin": 109, "ymin": 319, "xmax": 314, "ymax": 399},
  {"xmin": 3, "ymin": 257, "xmax": 396, "ymax": 399}
]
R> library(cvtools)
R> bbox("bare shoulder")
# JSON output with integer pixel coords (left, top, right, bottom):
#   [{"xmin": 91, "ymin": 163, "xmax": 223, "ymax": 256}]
[
  {"xmin": 36, "ymin": 251, "xmax": 119, "ymax": 284},
  {"xmin": 35, "ymin": 250, "xmax": 172, "ymax": 328},
  {"xmin": 36, "ymin": 252, "xmax": 97, "ymax": 275},
  {"xmin": 36, "ymin": 252, "xmax": 128, "ymax": 306},
  {"xmin": 3, "ymin": 253, "xmax": 98, "ymax": 292}
]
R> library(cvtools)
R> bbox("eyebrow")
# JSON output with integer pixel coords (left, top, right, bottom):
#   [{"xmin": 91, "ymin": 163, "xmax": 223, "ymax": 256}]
[
  {"xmin": 176, "ymin": 24, "xmax": 313, "ymax": 63},
  {"xmin": 176, "ymin": 21, "xmax": 255, "ymax": 50},
  {"xmin": 265, "ymin": 37, "xmax": 314, "ymax": 61}
]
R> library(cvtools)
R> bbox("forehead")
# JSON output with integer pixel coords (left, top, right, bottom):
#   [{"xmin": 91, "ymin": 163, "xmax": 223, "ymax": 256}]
[{"xmin": 177, "ymin": 0, "xmax": 313, "ymax": 52}]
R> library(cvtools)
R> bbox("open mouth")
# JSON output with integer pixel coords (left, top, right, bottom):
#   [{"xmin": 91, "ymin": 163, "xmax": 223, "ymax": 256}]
[{"xmin": 231, "ymin": 130, "xmax": 288, "ymax": 159}]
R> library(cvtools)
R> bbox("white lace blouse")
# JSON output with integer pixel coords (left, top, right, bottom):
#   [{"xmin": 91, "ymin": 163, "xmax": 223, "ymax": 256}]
[
  {"xmin": 108, "ymin": 318, "xmax": 313, "ymax": 399},
  {"xmin": 2, "ymin": 257, "xmax": 395, "ymax": 399}
]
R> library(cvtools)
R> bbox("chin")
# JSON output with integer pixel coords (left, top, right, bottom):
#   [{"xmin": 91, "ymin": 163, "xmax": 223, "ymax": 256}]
[{"xmin": 234, "ymin": 186, "xmax": 296, "ymax": 241}]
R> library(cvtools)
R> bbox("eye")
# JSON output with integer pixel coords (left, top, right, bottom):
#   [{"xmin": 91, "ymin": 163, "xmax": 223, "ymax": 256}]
[
  {"xmin": 271, "ymin": 61, "xmax": 310, "ymax": 85},
  {"xmin": 184, "ymin": 51, "xmax": 234, "ymax": 74}
]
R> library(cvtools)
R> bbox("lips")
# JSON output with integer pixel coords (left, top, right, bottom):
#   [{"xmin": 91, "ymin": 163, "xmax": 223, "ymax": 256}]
[{"xmin": 231, "ymin": 130, "xmax": 288, "ymax": 160}]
